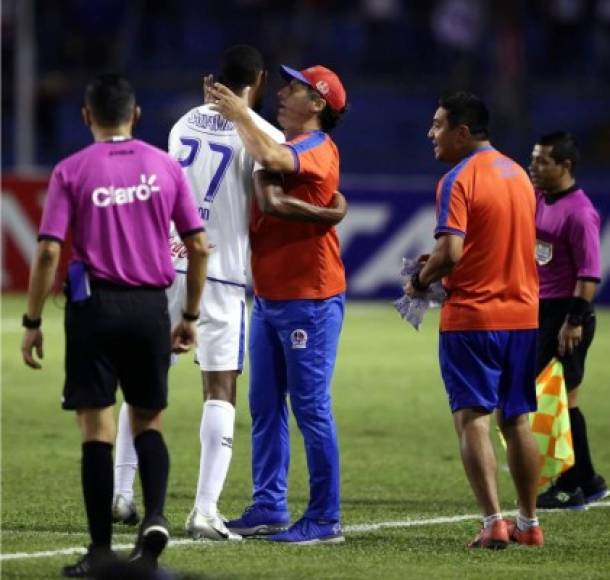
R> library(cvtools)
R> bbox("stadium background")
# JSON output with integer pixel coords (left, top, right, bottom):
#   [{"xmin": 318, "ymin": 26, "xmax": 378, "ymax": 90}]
[
  {"xmin": 2, "ymin": 3, "xmax": 610, "ymax": 578},
  {"xmin": 2, "ymin": 0, "xmax": 609, "ymax": 301}
]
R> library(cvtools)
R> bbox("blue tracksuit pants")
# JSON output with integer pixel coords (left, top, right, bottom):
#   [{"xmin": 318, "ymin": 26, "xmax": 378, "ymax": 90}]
[{"xmin": 248, "ymin": 293, "xmax": 345, "ymax": 522}]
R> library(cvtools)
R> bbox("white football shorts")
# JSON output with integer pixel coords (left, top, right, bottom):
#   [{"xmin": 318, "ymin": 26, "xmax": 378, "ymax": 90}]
[{"xmin": 166, "ymin": 273, "xmax": 247, "ymax": 372}]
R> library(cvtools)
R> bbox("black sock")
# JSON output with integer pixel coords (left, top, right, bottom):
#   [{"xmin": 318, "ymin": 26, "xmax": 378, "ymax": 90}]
[
  {"xmin": 81, "ymin": 441, "xmax": 113, "ymax": 549},
  {"xmin": 569, "ymin": 407, "xmax": 596, "ymax": 484},
  {"xmin": 134, "ymin": 430, "xmax": 169, "ymax": 519}
]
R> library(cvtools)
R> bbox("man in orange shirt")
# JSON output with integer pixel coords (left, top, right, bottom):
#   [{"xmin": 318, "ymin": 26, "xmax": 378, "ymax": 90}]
[
  {"xmin": 209, "ymin": 65, "xmax": 347, "ymax": 544},
  {"xmin": 406, "ymin": 92, "xmax": 543, "ymax": 549}
]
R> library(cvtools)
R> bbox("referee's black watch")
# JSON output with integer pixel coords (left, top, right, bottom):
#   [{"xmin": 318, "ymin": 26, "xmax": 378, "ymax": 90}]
[
  {"xmin": 565, "ymin": 296, "xmax": 590, "ymax": 327},
  {"xmin": 22, "ymin": 314, "xmax": 42, "ymax": 329},
  {"xmin": 182, "ymin": 311, "xmax": 199, "ymax": 322}
]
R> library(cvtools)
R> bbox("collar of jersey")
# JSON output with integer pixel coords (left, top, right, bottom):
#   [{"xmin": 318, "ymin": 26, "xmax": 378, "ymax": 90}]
[
  {"xmin": 101, "ymin": 136, "xmax": 133, "ymax": 143},
  {"xmin": 543, "ymin": 183, "xmax": 579, "ymax": 205}
]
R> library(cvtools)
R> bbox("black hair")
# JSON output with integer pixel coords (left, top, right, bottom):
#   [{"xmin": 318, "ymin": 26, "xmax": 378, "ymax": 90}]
[
  {"xmin": 538, "ymin": 131, "xmax": 580, "ymax": 174},
  {"xmin": 306, "ymin": 86, "xmax": 346, "ymax": 133},
  {"xmin": 84, "ymin": 74, "xmax": 136, "ymax": 127},
  {"xmin": 438, "ymin": 91, "xmax": 489, "ymax": 140},
  {"xmin": 219, "ymin": 45, "xmax": 264, "ymax": 93}
]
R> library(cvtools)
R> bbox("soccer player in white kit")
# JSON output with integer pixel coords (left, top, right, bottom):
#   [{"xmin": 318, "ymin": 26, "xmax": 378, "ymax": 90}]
[{"xmin": 113, "ymin": 46, "xmax": 346, "ymax": 541}]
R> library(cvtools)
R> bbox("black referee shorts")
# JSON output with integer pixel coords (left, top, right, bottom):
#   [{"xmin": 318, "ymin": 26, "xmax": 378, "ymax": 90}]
[
  {"xmin": 62, "ymin": 282, "xmax": 171, "ymax": 411},
  {"xmin": 536, "ymin": 298, "xmax": 596, "ymax": 390}
]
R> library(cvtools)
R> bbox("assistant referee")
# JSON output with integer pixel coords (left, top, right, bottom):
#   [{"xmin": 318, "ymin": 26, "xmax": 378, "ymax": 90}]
[{"xmin": 21, "ymin": 74, "xmax": 208, "ymax": 577}]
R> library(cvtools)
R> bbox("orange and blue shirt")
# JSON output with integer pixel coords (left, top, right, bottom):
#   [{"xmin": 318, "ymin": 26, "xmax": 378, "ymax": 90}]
[
  {"xmin": 250, "ymin": 130, "xmax": 346, "ymax": 300},
  {"xmin": 434, "ymin": 146, "xmax": 538, "ymax": 332}
]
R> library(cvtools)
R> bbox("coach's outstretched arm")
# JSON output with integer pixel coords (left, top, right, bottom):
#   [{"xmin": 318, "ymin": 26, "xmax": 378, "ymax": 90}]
[
  {"xmin": 209, "ymin": 83, "xmax": 296, "ymax": 174},
  {"xmin": 253, "ymin": 171, "xmax": 347, "ymax": 225},
  {"xmin": 171, "ymin": 231, "xmax": 209, "ymax": 354},
  {"xmin": 21, "ymin": 240, "xmax": 62, "ymax": 369}
]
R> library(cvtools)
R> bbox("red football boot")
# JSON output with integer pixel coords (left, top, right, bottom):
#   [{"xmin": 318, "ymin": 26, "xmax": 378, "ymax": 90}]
[{"xmin": 467, "ymin": 519, "xmax": 509, "ymax": 550}]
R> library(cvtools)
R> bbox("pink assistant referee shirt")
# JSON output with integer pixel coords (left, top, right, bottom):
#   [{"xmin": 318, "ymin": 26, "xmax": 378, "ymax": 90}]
[
  {"xmin": 535, "ymin": 187, "xmax": 601, "ymax": 299},
  {"xmin": 39, "ymin": 139, "xmax": 203, "ymax": 287}
]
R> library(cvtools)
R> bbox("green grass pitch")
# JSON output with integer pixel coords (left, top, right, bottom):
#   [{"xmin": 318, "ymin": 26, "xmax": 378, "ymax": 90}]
[{"xmin": 2, "ymin": 294, "xmax": 609, "ymax": 578}]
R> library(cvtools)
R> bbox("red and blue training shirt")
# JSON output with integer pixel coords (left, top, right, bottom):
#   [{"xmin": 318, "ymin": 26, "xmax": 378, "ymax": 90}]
[{"xmin": 250, "ymin": 130, "xmax": 346, "ymax": 300}]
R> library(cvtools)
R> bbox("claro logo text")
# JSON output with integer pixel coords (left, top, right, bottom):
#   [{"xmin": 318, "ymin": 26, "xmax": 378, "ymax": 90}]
[{"xmin": 92, "ymin": 174, "xmax": 160, "ymax": 207}]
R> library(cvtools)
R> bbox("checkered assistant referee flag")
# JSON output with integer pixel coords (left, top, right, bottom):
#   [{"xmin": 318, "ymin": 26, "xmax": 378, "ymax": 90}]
[{"xmin": 530, "ymin": 358, "xmax": 575, "ymax": 487}]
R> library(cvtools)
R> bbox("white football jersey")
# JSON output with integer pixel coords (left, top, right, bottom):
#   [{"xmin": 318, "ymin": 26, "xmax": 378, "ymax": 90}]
[{"xmin": 168, "ymin": 104, "xmax": 284, "ymax": 285}]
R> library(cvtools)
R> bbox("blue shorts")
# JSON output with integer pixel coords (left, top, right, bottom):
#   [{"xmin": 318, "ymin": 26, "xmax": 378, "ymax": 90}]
[{"xmin": 439, "ymin": 329, "xmax": 537, "ymax": 418}]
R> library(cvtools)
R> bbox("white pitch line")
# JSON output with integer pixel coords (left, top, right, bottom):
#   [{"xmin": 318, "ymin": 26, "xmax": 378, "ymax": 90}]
[
  {"xmin": 3, "ymin": 500, "xmax": 610, "ymax": 562},
  {"xmin": 1, "ymin": 531, "xmax": 135, "ymax": 539},
  {"xmin": 0, "ymin": 539, "xmax": 198, "ymax": 562},
  {"xmin": 344, "ymin": 512, "xmax": 509, "ymax": 533}
]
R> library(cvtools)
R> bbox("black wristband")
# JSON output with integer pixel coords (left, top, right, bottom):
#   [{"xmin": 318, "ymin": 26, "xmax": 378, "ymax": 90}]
[
  {"xmin": 566, "ymin": 297, "xmax": 590, "ymax": 326},
  {"xmin": 411, "ymin": 271, "xmax": 429, "ymax": 292},
  {"xmin": 22, "ymin": 314, "xmax": 42, "ymax": 329},
  {"xmin": 182, "ymin": 311, "xmax": 199, "ymax": 322}
]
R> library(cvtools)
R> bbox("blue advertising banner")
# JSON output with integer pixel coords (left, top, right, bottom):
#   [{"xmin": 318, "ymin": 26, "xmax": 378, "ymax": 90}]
[
  {"xmin": 339, "ymin": 182, "xmax": 610, "ymax": 305},
  {"xmin": 4, "ymin": 174, "xmax": 607, "ymax": 305}
]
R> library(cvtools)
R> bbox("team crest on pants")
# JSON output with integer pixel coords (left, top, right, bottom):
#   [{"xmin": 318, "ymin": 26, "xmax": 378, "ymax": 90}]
[{"xmin": 290, "ymin": 329, "xmax": 308, "ymax": 349}]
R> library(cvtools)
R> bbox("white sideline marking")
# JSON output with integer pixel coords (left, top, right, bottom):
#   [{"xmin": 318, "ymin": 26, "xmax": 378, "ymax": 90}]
[
  {"xmin": 345, "ymin": 512, "xmax": 503, "ymax": 533},
  {"xmin": 3, "ymin": 501, "xmax": 610, "ymax": 562},
  {"xmin": 0, "ymin": 539, "xmax": 199, "ymax": 562},
  {"xmin": 1, "ymin": 531, "xmax": 134, "ymax": 539}
]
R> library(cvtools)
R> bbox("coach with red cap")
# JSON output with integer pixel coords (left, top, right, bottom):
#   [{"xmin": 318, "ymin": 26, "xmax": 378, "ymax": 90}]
[{"xmin": 210, "ymin": 64, "xmax": 348, "ymax": 544}]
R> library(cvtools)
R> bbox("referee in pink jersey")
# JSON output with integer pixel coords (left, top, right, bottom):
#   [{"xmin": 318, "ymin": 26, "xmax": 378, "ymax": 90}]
[
  {"xmin": 530, "ymin": 132, "xmax": 606, "ymax": 509},
  {"xmin": 21, "ymin": 74, "xmax": 208, "ymax": 577}
]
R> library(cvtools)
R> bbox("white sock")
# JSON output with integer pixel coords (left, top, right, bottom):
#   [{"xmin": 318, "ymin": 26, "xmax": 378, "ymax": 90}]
[
  {"xmin": 483, "ymin": 513, "xmax": 503, "ymax": 528},
  {"xmin": 516, "ymin": 512, "xmax": 539, "ymax": 531},
  {"xmin": 194, "ymin": 400, "xmax": 235, "ymax": 517},
  {"xmin": 114, "ymin": 402, "xmax": 138, "ymax": 501}
]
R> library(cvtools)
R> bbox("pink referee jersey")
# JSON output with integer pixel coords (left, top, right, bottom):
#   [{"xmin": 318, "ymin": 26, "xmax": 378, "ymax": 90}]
[
  {"xmin": 39, "ymin": 139, "xmax": 203, "ymax": 287},
  {"xmin": 535, "ymin": 188, "xmax": 601, "ymax": 299}
]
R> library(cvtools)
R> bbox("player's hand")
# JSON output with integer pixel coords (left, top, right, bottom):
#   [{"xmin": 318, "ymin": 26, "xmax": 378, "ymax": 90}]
[
  {"xmin": 328, "ymin": 191, "xmax": 348, "ymax": 224},
  {"xmin": 416, "ymin": 254, "xmax": 431, "ymax": 266},
  {"xmin": 203, "ymin": 74, "xmax": 215, "ymax": 104},
  {"xmin": 22, "ymin": 328, "xmax": 44, "ymax": 369},
  {"xmin": 406, "ymin": 257, "xmax": 431, "ymax": 297},
  {"xmin": 171, "ymin": 320, "xmax": 198, "ymax": 354},
  {"xmin": 208, "ymin": 82, "xmax": 249, "ymax": 122},
  {"xmin": 404, "ymin": 278, "xmax": 426, "ymax": 298},
  {"xmin": 405, "ymin": 269, "xmax": 429, "ymax": 298},
  {"xmin": 404, "ymin": 279, "xmax": 416, "ymax": 298},
  {"xmin": 558, "ymin": 321, "xmax": 582, "ymax": 357}
]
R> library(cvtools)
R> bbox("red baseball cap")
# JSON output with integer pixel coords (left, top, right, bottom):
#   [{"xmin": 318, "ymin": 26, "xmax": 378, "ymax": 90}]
[{"xmin": 280, "ymin": 64, "xmax": 347, "ymax": 113}]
